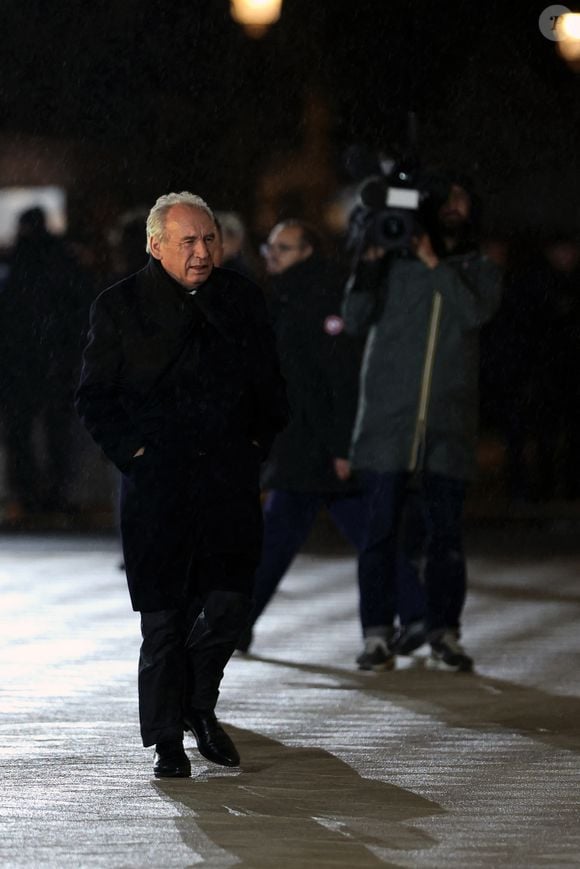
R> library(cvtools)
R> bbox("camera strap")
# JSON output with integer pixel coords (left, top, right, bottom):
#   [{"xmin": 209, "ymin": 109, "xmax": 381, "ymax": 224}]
[{"xmin": 408, "ymin": 289, "xmax": 442, "ymax": 477}]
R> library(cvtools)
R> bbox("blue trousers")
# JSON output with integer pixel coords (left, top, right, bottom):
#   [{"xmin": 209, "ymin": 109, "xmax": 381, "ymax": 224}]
[
  {"xmin": 364, "ymin": 472, "xmax": 467, "ymax": 634},
  {"xmin": 249, "ymin": 488, "xmax": 426, "ymax": 634}
]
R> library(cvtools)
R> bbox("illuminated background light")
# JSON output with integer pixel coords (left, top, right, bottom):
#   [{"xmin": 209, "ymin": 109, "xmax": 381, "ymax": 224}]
[
  {"xmin": 556, "ymin": 13, "xmax": 580, "ymax": 68},
  {"xmin": 230, "ymin": 0, "xmax": 283, "ymax": 38}
]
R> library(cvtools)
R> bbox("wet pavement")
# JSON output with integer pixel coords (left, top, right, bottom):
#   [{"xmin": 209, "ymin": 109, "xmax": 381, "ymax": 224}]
[{"xmin": 1, "ymin": 526, "xmax": 580, "ymax": 867}]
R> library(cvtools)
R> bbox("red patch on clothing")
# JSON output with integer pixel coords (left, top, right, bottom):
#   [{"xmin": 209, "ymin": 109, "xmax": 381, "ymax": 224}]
[{"xmin": 323, "ymin": 315, "xmax": 344, "ymax": 336}]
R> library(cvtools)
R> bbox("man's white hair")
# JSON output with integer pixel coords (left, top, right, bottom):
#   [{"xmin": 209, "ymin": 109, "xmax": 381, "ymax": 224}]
[{"xmin": 145, "ymin": 192, "xmax": 214, "ymax": 253}]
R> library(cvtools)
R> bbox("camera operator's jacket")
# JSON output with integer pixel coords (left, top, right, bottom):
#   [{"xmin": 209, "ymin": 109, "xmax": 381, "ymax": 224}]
[{"xmin": 342, "ymin": 251, "xmax": 501, "ymax": 481}]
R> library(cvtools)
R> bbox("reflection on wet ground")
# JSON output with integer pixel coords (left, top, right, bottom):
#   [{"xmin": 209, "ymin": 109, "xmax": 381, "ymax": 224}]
[{"xmin": 1, "ymin": 528, "xmax": 580, "ymax": 867}]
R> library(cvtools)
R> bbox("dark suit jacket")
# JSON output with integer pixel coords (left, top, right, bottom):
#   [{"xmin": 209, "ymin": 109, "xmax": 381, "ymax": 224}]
[{"xmin": 76, "ymin": 258, "xmax": 288, "ymax": 472}]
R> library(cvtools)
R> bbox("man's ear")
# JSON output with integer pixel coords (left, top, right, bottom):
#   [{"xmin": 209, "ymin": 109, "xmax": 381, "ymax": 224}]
[{"xmin": 149, "ymin": 235, "xmax": 162, "ymax": 260}]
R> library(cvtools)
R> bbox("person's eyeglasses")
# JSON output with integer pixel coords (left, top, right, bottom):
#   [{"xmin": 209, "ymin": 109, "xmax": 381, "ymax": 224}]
[{"xmin": 260, "ymin": 242, "xmax": 305, "ymax": 256}]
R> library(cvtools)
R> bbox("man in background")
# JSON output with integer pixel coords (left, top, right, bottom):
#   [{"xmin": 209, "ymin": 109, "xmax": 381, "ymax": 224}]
[
  {"xmin": 214, "ymin": 210, "xmax": 256, "ymax": 279},
  {"xmin": 0, "ymin": 207, "xmax": 90, "ymax": 519}
]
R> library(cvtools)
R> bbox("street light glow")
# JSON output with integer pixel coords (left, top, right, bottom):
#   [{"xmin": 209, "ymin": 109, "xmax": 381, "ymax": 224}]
[
  {"xmin": 230, "ymin": 0, "xmax": 283, "ymax": 38},
  {"xmin": 559, "ymin": 12, "xmax": 580, "ymax": 39},
  {"xmin": 556, "ymin": 13, "xmax": 580, "ymax": 66}
]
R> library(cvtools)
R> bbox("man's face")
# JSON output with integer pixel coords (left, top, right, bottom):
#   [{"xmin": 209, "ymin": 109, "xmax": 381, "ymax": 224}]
[
  {"xmin": 264, "ymin": 224, "xmax": 312, "ymax": 275},
  {"xmin": 149, "ymin": 204, "xmax": 218, "ymax": 290},
  {"xmin": 438, "ymin": 184, "xmax": 471, "ymax": 231}
]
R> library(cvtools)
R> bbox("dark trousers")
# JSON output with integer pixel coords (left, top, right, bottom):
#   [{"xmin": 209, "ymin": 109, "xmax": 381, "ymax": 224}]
[
  {"xmin": 139, "ymin": 590, "xmax": 251, "ymax": 747},
  {"xmin": 364, "ymin": 471, "xmax": 467, "ymax": 635},
  {"xmin": 249, "ymin": 488, "xmax": 426, "ymax": 634}
]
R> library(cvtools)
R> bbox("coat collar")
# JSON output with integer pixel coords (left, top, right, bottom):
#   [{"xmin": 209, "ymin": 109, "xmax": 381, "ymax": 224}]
[{"xmin": 136, "ymin": 257, "xmax": 237, "ymax": 341}]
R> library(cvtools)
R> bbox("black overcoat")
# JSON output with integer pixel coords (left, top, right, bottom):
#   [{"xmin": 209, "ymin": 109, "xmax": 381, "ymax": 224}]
[
  {"xmin": 261, "ymin": 256, "xmax": 363, "ymax": 493},
  {"xmin": 76, "ymin": 258, "xmax": 288, "ymax": 611}
]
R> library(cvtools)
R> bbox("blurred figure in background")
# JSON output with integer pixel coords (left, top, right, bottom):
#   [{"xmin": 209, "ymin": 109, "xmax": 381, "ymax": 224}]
[
  {"xmin": 0, "ymin": 206, "xmax": 92, "ymax": 519},
  {"xmin": 237, "ymin": 219, "xmax": 426, "ymax": 669},
  {"xmin": 489, "ymin": 233, "xmax": 580, "ymax": 501},
  {"xmin": 480, "ymin": 235, "xmax": 543, "ymax": 502},
  {"xmin": 108, "ymin": 208, "xmax": 149, "ymax": 281},
  {"xmin": 212, "ymin": 217, "xmax": 226, "ymax": 268},
  {"xmin": 533, "ymin": 235, "xmax": 580, "ymax": 500},
  {"xmin": 478, "ymin": 235, "xmax": 510, "ymax": 439},
  {"xmin": 213, "ymin": 211, "xmax": 256, "ymax": 279}
]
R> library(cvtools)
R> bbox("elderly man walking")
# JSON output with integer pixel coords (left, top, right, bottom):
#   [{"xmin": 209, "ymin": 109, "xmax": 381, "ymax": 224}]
[{"xmin": 76, "ymin": 192, "xmax": 287, "ymax": 777}]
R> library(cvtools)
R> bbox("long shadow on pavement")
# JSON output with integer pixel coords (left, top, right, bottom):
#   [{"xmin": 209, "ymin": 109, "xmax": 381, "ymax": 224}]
[
  {"xmin": 154, "ymin": 726, "xmax": 443, "ymax": 869},
  {"xmin": 248, "ymin": 654, "xmax": 580, "ymax": 754}
]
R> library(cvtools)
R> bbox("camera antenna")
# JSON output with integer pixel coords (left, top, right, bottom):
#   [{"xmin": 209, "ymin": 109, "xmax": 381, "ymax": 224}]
[
  {"xmin": 407, "ymin": 111, "xmax": 419, "ymax": 160},
  {"xmin": 400, "ymin": 110, "xmax": 420, "ymax": 175}
]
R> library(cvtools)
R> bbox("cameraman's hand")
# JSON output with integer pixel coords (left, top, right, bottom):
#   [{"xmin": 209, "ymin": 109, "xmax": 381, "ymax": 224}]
[
  {"xmin": 412, "ymin": 233, "xmax": 439, "ymax": 270},
  {"xmin": 361, "ymin": 245, "xmax": 387, "ymax": 262},
  {"xmin": 334, "ymin": 458, "xmax": 352, "ymax": 481}
]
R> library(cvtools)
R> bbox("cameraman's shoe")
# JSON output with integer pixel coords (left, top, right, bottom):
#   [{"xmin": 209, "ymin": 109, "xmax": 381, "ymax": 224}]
[
  {"xmin": 389, "ymin": 619, "xmax": 427, "ymax": 655},
  {"xmin": 356, "ymin": 637, "xmax": 395, "ymax": 672},
  {"xmin": 428, "ymin": 630, "xmax": 473, "ymax": 672}
]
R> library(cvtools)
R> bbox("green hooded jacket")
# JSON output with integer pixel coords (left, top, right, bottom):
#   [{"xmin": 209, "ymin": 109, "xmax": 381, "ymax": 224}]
[{"xmin": 342, "ymin": 251, "xmax": 502, "ymax": 481}]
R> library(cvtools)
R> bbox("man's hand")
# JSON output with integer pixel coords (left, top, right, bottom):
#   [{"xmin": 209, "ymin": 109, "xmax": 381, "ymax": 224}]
[
  {"xmin": 333, "ymin": 458, "xmax": 352, "ymax": 481},
  {"xmin": 412, "ymin": 233, "xmax": 439, "ymax": 269},
  {"xmin": 361, "ymin": 245, "xmax": 387, "ymax": 262},
  {"xmin": 133, "ymin": 446, "xmax": 145, "ymax": 458}
]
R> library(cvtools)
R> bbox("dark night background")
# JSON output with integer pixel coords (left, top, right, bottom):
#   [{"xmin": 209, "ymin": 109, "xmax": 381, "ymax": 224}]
[
  {"xmin": 2, "ymin": 0, "xmax": 580, "ymax": 522},
  {"xmin": 1, "ymin": 0, "xmax": 579, "ymax": 237}
]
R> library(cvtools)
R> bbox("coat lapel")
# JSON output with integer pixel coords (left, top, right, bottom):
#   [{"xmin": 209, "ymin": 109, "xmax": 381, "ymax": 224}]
[
  {"xmin": 135, "ymin": 259, "xmax": 197, "ymax": 335},
  {"xmin": 134, "ymin": 259, "xmax": 238, "ymax": 343},
  {"xmin": 192, "ymin": 269, "xmax": 238, "ymax": 342}
]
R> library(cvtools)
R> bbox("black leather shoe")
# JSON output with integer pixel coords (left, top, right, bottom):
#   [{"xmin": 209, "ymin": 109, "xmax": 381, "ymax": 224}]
[
  {"xmin": 153, "ymin": 741, "xmax": 191, "ymax": 778},
  {"xmin": 184, "ymin": 710, "xmax": 240, "ymax": 767}
]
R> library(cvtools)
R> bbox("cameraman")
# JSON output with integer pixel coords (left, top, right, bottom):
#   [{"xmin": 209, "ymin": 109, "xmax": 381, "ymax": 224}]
[{"xmin": 342, "ymin": 179, "xmax": 502, "ymax": 671}]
